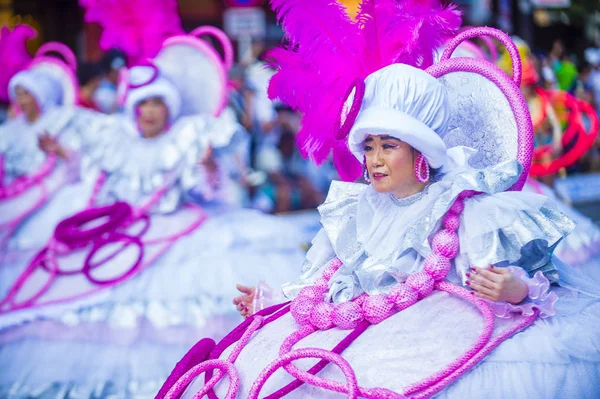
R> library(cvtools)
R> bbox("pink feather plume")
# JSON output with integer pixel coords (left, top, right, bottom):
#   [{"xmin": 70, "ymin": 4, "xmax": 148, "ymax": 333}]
[
  {"xmin": 0, "ymin": 25, "xmax": 36, "ymax": 103},
  {"xmin": 267, "ymin": 0, "xmax": 461, "ymax": 181},
  {"xmin": 79, "ymin": 0, "xmax": 183, "ymax": 66},
  {"xmin": 267, "ymin": 0, "xmax": 366, "ymax": 176}
]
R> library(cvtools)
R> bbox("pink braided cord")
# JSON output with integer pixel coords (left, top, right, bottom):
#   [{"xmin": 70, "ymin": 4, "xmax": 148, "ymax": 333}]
[
  {"xmin": 190, "ymin": 26, "xmax": 234, "ymax": 72},
  {"xmin": 0, "ymin": 155, "xmax": 57, "ymax": 199},
  {"xmin": 164, "ymin": 317, "xmax": 265, "ymax": 399},
  {"xmin": 248, "ymin": 348, "xmax": 363, "ymax": 399},
  {"xmin": 440, "ymin": 27, "xmax": 521, "ymax": 86}
]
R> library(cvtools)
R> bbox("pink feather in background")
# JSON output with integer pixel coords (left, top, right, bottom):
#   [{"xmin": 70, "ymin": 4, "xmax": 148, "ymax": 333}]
[
  {"xmin": 267, "ymin": 0, "xmax": 461, "ymax": 181},
  {"xmin": 79, "ymin": 0, "xmax": 183, "ymax": 66},
  {"xmin": 0, "ymin": 25, "xmax": 36, "ymax": 103}
]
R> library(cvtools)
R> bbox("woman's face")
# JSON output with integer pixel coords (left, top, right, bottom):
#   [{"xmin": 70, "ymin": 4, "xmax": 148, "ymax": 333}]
[
  {"xmin": 137, "ymin": 97, "xmax": 169, "ymax": 138},
  {"xmin": 15, "ymin": 86, "xmax": 40, "ymax": 122},
  {"xmin": 363, "ymin": 134, "xmax": 422, "ymax": 197}
]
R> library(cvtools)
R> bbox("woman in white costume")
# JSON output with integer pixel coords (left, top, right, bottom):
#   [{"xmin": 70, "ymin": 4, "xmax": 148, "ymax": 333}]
[
  {"xmin": 157, "ymin": 2, "xmax": 600, "ymax": 399},
  {"xmin": 0, "ymin": 41, "xmax": 109, "ymax": 262}
]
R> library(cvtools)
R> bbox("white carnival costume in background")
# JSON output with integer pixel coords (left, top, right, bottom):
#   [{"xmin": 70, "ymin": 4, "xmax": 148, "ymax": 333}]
[
  {"xmin": 523, "ymin": 178, "xmax": 600, "ymax": 283},
  {"xmin": 0, "ymin": 29, "xmax": 307, "ymax": 398},
  {"xmin": 157, "ymin": 1, "xmax": 600, "ymax": 398},
  {"xmin": 0, "ymin": 43, "xmax": 109, "ymax": 260}
]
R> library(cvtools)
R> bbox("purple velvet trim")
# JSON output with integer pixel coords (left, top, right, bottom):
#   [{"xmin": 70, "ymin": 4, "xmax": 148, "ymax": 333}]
[
  {"xmin": 335, "ymin": 78, "xmax": 365, "ymax": 140},
  {"xmin": 487, "ymin": 267, "xmax": 558, "ymax": 319},
  {"xmin": 205, "ymin": 302, "xmax": 291, "ymax": 399},
  {"xmin": 265, "ymin": 320, "xmax": 370, "ymax": 399},
  {"xmin": 82, "ymin": 232, "xmax": 144, "ymax": 285},
  {"xmin": 155, "ymin": 338, "xmax": 216, "ymax": 399},
  {"xmin": 53, "ymin": 202, "xmax": 132, "ymax": 251}
]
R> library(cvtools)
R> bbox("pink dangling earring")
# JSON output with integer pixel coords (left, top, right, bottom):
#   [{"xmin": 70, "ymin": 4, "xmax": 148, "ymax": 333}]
[
  {"xmin": 363, "ymin": 156, "xmax": 370, "ymax": 184},
  {"xmin": 415, "ymin": 154, "xmax": 430, "ymax": 183}
]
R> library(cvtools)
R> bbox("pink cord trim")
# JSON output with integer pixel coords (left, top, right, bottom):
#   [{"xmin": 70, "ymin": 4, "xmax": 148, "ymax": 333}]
[
  {"xmin": 36, "ymin": 42, "xmax": 78, "ymax": 72},
  {"xmin": 164, "ymin": 317, "xmax": 264, "ymax": 399},
  {"xmin": 0, "ymin": 186, "xmax": 208, "ymax": 314},
  {"xmin": 249, "ymin": 348, "xmax": 364, "ymax": 399},
  {"xmin": 190, "ymin": 26, "xmax": 234, "ymax": 72},
  {"xmin": 441, "ymin": 27, "xmax": 521, "ymax": 86},
  {"xmin": 0, "ymin": 155, "xmax": 56, "ymax": 199},
  {"xmin": 458, "ymin": 26, "xmax": 499, "ymax": 62},
  {"xmin": 0, "ymin": 160, "xmax": 63, "ymax": 253}
]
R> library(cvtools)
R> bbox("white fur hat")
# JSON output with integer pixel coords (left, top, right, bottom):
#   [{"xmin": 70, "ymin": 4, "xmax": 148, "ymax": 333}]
[
  {"xmin": 347, "ymin": 64, "xmax": 449, "ymax": 169},
  {"xmin": 124, "ymin": 65, "xmax": 182, "ymax": 122}
]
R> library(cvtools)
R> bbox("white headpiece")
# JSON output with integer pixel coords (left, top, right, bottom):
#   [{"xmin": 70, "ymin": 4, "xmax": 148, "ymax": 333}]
[
  {"xmin": 347, "ymin": 64, "xmax": 449, "ymax": 169},
  {"xmin": 8, "ymin": 69, "xmax": 63, "ymax": 111},
  {"xmin": 124, "ymin": 65, "xmax": 182, "ymax": 122}
]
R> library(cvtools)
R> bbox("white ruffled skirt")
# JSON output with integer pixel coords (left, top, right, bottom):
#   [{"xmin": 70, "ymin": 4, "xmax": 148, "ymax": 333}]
[{"xmin": 0, "ymin": 204, "xmax": 310, "ymax": 398}]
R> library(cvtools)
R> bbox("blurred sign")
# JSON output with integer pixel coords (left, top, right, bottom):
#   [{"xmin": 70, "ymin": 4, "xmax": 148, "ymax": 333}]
[
  {"xmin": 224, "ymin": 7, "xmax": 266, "ymax": 38},
  {"xmin": 224, "ymin": 0, "xmax": 264, "ymax": 7},
  {"xmin": 530, "ymin": 0, "xmax": 570, "ymax": 8}
]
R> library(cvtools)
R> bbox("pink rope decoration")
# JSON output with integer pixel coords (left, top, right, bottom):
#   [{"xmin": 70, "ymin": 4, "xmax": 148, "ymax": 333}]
[
  {"xmin": 0, "ymin": 157, "xmax": 59, "ymax": 253},
  {"xmin": 36, "ymin": 42, "xmax": 78, "ymax": 73},
  {"xmin": 249, "ymin": 348, "xmax": 365, "ymax": 399},
  {"xmin": 190, "ymin": 26, "xmax": 234, "ymax": 72},
  {"xmin": 163, "ymin": 317, "xmax": 264, "ymax": 399},
  {"xmin": 458, "ymin": 26, "xmax": 499, "ymax": 63},
  {"xmin": 440, "ymin": 27, "xmax": 522, "ymax": 87},
  {"xmin": 0, "ymin": 167, "xmax": 208, "ymax": 314},
  {"xmin": 0, "ymin": 155, "xmax": 57, "ymax": 199}
]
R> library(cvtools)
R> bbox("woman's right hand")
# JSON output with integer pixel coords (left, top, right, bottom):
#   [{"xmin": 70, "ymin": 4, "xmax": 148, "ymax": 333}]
[
  {"xmin": 38, "ymin": 132, "xmax": 68, "ymax": 159},
  {"xmin": 233, "ymin": 284, "xmax": 256, "ymax": 318}
]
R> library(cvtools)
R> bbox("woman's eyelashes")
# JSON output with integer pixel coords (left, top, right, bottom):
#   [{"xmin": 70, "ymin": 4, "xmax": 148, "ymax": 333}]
[{"xmin": 363, "ymin": 144, "xmax": 399, "ymax": 152}]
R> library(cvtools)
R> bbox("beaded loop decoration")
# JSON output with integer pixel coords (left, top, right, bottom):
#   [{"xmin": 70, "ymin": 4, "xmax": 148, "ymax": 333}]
[
  {"xmin": 336, "ymin": 79, "xmax": 366, "ymax": 141},
  {"xmin": 362, "ymin": 156, "xmax": 370, "ymax": 184},
  {"xmin": 415, "ymin": 154, "xmax": 430, "ymax": 183}
]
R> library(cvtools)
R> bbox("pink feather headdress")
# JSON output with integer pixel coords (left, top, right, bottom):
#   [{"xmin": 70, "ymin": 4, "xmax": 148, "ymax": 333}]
[
  {"xmin": 0, "ymin": 25, "xmax": 36, "ymax": 103},
  {"xmin": 267, "ymin": 0, "xmax": 461, "ymax": 181},
  {"xmin": 79, "ymin": 0, "xmax": 184, "ymax": 66}
]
